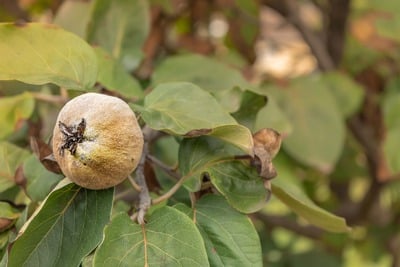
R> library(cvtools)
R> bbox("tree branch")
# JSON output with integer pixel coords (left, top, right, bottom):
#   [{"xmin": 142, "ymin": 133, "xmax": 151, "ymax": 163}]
[
  {"xmin": 284, "ymin": 0, "xmax": 335, "ymax": 70},
  {"xmin": 133, "ymin": 126, "xmax": 153, "ymax": 224},
  {"xmin": 326, "ymin": 0, "xmax": 351, "ymax": 66},
  {"xmin": 264, "ymin": 0, "xmax": 335, "ymax": 70}
]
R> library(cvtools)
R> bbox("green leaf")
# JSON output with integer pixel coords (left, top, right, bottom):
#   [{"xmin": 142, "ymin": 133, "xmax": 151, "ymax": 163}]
[
  {"xmin": 0, "ymin": 202, "xmax": 20, "ymax": 219},
  {"xmin": 0, "ymin": 247, "xmax": 7, "ymax": 267},
  {"xmin": 94, "ymin": 207, "xmax": 209, "ymax": 267},
  {"xmin": 0, "ymin": 92, "xmax": 34, "ymax": 139},
  {"xmin": 383, "ymin": 88, "xmax": 400, "ymax": 129},
  {"xmin": 23, "ymin": 154, "xmax": 63, "ymax": 202},
  {"xmin": 0, "ymin": 22, "xmax": 97, "ymax": 90},
  {"xmin": 383, "ymin": 127, "xmax": 400, "ymax": 173},
  {"xmin": 0, "ymin": 142, "xmax": 30, "ymax": 192},
  {"xmin": 134, "ymin": 82, "xmax": 253, "ymax": 153},
  {"xmin": 8, "ymin": 181, "xmax": 114, "ymax": 267},
  {"xmin": 179, "ymin": 137, "xmax": 237, "ymax": 191},
  {"xmin": 255, "ymin": 96, "xmax": 292, "ymax": 134},
  {"xmin": 175, "ymin": 195, "xmax": 262, "ymax": 267},
  {"xmin": 232, "ymin": 91, "xmax": 267, "ymax": 131},
  {"xmin": 152, "ymin": 54, "xmax": 252, "ymax": 112},
  {"xmin": 179, "ymin": 137, "xmax": 267, "ymax": 213},
  {"xmin": 266, "ymin": 77, "xmax": 345, "ymax": 172},
  {"xmin": 94, "ymin": 47, "xmax": 144, "ymax": 99},
  {"xmin": 87, "ymin": 0, "xmax": 150, "ymax": 71},
  {"xmin": 208, "ymin": 161, "xmax": 267, "ymax": 213},
  {"xmin": 271, "ymin": 156, "xmax": 350, "ymax": 233},
  {"xmin": 207, "ymin": 125, "xmax": 254, "ymax": 156},
  {"xmin": 133, "ymin": 82, "xmax": 236, "ymax": 134},
  {"xmin": 321, "ymin": 72, "xmax": 364, "ymax": 117},
  {"xmin": 53, "ymin": 1, "xmax": 91, "ymax": 38}
]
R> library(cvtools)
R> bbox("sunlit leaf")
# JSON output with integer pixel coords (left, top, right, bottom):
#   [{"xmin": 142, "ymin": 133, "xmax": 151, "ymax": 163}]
[
  {"xmin": 8, "ymin": 181, "xmax": 114, "ymax": 267},
  {"xmin": 152, "ymin": 54, "xmax": 253, "ymax": 112},
  {"xmin": 207, "ymin": 125, "xmax": 253, "ymax": 156},
  {"xmin": 133, "ymin": 82, "xmax": 252, "ymax": 153},
  {"xmin": 0, "ymin": 92, "xmax": 34, "ymax": 139},
  {"xmin": 0, "ymin": 203, "xmax": 19, "ymax": 219},
  {"xmin": 87, "ymin": 0, "xmax": 150, "ymax": 71},
  {"xmin": 0, "ymin": 22, "xmax": 97, "ymax": 90},
  {"xmin": 133, "ymin": 82, "xmax": 236, "ymax": 133},
  {"xmin": 94, "ymin": 207, "xmax": 209, "ymax": 267},
  {"xmin": 94, "ymin": 47, "xmax": 144, "ymax": 99},
  {"xmin": 175, "ymin": 195, "xmax": 262, "ymax": 267},
  {"xmin": 0, "ymin": 142, "xmax": 30, "ymax": 192}
]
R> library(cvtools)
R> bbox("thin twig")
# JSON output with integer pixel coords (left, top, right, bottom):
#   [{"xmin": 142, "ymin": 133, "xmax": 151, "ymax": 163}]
[
  {"xmin": 114, "ymin": 188, "xmax": 134, "ymax": 201},
  {"xmin": 128, "ymin": 174, "xmax": 142, "ymax": 192},
  {"xmin": 152, "ymin": 175, "xmax": 187, "ymax": 205},
  {"xmin": 146, "ymin": 154, "xmax": 180, "ymax": 180},
  {"xmin": 31, "ymin": 92, "xmax": 67, "ymax": 104}
]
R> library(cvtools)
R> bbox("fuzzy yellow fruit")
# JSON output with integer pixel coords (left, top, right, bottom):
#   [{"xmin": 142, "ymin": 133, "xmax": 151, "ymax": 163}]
[{"xmin": 52, "ymin": 93, "xmax": 144, "ymax": 189}]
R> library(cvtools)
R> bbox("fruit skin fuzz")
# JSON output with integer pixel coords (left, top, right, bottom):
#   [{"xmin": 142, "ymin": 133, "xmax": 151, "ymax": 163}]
[{"xmin": 52, "ymin": 93, "xmax": 144, "ymax": 190}]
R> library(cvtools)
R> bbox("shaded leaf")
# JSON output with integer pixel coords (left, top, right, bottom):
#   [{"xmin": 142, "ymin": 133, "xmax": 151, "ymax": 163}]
[
  {"xmin": 0, "ymin": 142, "xmax": 30, "ymax": 192},
  {"xmin": 0, "ymin": 92, "xmax": 34, "ymax": 139},
  {"xmin": 266, "ymin": 77, "xmax": 345, "ymax": 172},
  {"xmin": 53, "ymin": 1, "xmax": 91, "ymax": 38},
  {"xmin": 254, "ymin": 96, "xmax": 292, "ymax": 135},
  {"xmin": 383, "ymin": 87, "xmax": 400, "ymax": 129},
  {"xmin": 0, "ymin": 22, "xmax": 97, "ymax": 90},
  {"xmin": 383, "ymin": 127, "xmax": 400, "ymax": 173},
  {"xmin": 175, "ymin": 194, "xmax": 262, "ymax": 267},
  {"xmin": 0, "ymin": 244, "xmax": 7, "ymax": 267},
  {"xmin": 179, "ymin": 137, "xmax": 237, "ymax": 191},
  {"xmin": 30, "ymin": 137, "xmax": 62, "ymax": 174},
  {"xmin": 94, "ymin": 47, "xmax": 144, "ymax": 99},
  {"xmin": 8, "ymin": 181, "xmax": 114, "ymax": 267},
  {"xmin": 23, "ymin": 155, "xmax": 63, "ymax": 202},
  {"xmin": 233, "ymin": 91, "xmax": 267, "ymax": 131},
  {"xmin": 322, "ymin": 72, "xmax": 364, "ymax": 117},
  {"xmin": 87, "ymin": 0, "xmax": 150, "ymax": 71},
  {"xmin": 271, "ymin": 156, "xmax": 350, "ymax": 233},
  {"xmin": 152, "ymin": 54, "xmax": 253, "ymax": 112},
  {"xmin": 94, "ymin": 207, "xmax": 209, "ymax": 267},
  {"xmin": 208, "ymin": 161, "xmax": 267, "ymax": 213},
  {"xmin": 179, "ymin": 137, "xmax": 267, "ymax": 213}
]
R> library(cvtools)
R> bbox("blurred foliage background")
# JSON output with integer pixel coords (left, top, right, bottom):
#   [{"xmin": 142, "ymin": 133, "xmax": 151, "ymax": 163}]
[{"xmin": 1, "ymin": 0, "xmax": 400, "ymax": 266}]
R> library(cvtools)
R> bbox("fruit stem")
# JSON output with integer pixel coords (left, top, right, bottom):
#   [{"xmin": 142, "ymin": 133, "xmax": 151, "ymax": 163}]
[
  {"xmin": 152, "ymin": 175, "xmax": 187, "ymax": 205},
  {"xmin": 128, "ymin": 175, "xmax": 142, "ymax": 192}
]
